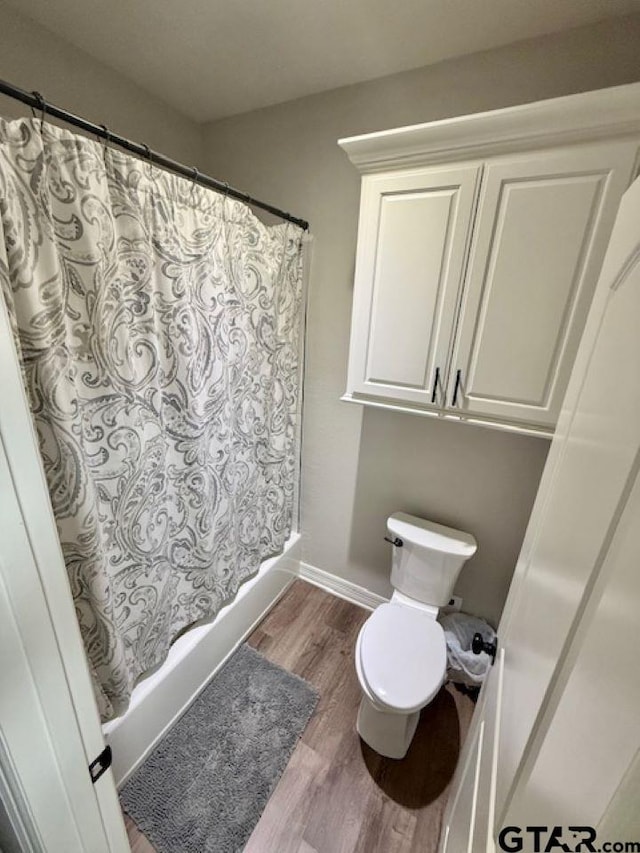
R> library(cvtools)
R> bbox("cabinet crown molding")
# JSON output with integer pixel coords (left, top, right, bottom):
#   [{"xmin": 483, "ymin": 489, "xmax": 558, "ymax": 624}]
[{"xmin": 338, "ymin": 83, "xmax": 640, "ymax": 172}]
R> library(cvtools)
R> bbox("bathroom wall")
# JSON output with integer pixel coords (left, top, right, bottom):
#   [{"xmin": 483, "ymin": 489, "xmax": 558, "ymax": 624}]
[
  {"xmin": 0, "ymin": 3, "xmax": 202, "ymax": 165},
  {"xmin": 202, "ymin": 15, "xmax": 640, "ymax": 626}
]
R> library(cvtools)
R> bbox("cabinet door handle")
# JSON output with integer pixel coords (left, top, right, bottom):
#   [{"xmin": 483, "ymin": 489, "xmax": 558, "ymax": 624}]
[
  {"xmin": 451, "ymin": 369, "xmax": 462, "ymax": 407},
  {"xmin": 431, "ymin": 366, "xmax": 441, "ymax": 404}
]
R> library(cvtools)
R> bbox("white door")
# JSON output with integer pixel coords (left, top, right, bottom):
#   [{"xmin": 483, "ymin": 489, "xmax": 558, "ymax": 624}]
[
  {"xmin": 0, "ymin": 293, "xmax": 129, "ymax": 851},
  {"xmin": 506, "ymin": 466, "xmax": 640, "ymax": 833},
  {"xmin": 441, "ymin": 173, "xmax": 640, "ymax": 851},
  {"xmin": 346, "ymin": 163, "xmax": 481, "ymax": 408},
  {"xmin": 449, "ymin": 140, "xmax": 638, "ymax": 427}
]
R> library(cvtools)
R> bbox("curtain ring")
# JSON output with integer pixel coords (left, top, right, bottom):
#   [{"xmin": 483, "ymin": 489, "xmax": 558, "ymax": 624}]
[
  {"xmin": 190, "ymin": 166, "xmax": 200, "ymax": 201},
  {"xmin": 140, "ymin": 143, "xmax": 154, "ymax": 182},
  {"xmin": 98, "ymin": 123, "xmax": 110, "ymax": 154},
  {"xmin": 31, "ymin": 90, "xmax": 46, "ymax": 132}
]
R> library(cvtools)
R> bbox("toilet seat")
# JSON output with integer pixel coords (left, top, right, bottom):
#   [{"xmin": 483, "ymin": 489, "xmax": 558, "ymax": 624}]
[{"xmin": 358, "ymin": 603, "xmax": 446, "ymax": 713}]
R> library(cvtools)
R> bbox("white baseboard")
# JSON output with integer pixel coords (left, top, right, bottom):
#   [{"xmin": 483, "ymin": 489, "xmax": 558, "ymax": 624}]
[{"xmin": 297, "ymin": 562, "xmax": 388, "ymax": 611}]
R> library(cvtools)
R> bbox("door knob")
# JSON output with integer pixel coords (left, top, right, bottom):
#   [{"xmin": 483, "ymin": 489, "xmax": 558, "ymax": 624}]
[{"xmin": 472, "ymin": 632, "xmax": 497, "ymax": 664}]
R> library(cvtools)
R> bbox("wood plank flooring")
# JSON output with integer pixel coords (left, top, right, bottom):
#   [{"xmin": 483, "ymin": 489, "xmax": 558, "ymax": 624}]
[{"xmin": 124, "ymin": 580, "xmax": 474, "ymax": 852}]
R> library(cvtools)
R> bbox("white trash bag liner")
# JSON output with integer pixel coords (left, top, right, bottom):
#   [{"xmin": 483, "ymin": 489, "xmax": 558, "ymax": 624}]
[{"xmin": 439, "ymin": 611, "xmax": 496, "ymax": 687}]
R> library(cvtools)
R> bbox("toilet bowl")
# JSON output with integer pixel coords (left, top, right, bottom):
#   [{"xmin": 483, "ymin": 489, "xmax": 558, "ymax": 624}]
[
  {"xmin": 355, "ymin": 599, "xmax": 447, "ymax": 758},
  {"xmin": 355, "ymin": 513, "xmax": 476, "ymax": 759}
]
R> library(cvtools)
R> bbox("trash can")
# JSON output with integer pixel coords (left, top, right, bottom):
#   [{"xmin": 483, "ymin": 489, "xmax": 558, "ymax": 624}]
[{"xmin": 439, "ymin": 611, "xmax": 496, "ymax": 688}]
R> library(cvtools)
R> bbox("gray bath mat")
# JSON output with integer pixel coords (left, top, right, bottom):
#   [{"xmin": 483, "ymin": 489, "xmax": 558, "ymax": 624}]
[{"xmin": 120, "ymin": 643, "xmax": 319, "ymax": 853}]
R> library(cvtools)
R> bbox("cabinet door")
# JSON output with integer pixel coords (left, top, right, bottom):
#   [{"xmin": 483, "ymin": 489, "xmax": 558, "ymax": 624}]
[
  {"xmin": 345, "ymin": 164, "xmax": 481, "ymax": 408},
  {"xmin": 449, "ymin": 140, "xmax": 638, "ymax": 428}
]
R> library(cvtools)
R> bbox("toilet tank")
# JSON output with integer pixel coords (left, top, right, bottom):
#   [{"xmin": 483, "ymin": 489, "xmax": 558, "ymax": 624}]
[{"xmin": 388, "ymin": 513, "xmax": 477, "ymax": 607}]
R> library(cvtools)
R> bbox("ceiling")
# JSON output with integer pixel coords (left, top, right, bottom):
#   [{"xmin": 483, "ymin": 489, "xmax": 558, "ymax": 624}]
[{"xmin": 7, "ymin": 0, "xmax": 640, "ymax": 123}]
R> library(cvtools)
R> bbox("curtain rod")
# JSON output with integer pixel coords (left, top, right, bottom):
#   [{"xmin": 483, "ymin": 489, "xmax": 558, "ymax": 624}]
[{"xmin": 0, "ymin": 78, "xmax": 309, "ymax": 231}]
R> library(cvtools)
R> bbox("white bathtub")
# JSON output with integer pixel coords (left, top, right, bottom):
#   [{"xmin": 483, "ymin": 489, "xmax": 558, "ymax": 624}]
[{"xmin": 103, "ymin": 533, "xmax": 300, "ymax": 786}]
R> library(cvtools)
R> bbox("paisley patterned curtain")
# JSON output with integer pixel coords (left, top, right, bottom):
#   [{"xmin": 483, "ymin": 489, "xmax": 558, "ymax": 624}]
[{"xmin": 0, "ymin": 119, "xmax": 305, "ymax": 721}]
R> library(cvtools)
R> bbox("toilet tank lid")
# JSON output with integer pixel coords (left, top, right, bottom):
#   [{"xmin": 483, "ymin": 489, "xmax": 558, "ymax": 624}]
[{"xmin": 387, "ymin": 513, "xmax": 477, "ymax": 555}]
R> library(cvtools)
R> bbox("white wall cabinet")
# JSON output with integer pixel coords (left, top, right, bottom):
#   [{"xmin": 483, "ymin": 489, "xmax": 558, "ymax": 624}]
[
  {"xmin": 348, "ymin": 163, "xmax": 481, "ymax": 408},
  {"xmin": 340, "ymin": 84, "xmax": 640, "ymax": 435}
]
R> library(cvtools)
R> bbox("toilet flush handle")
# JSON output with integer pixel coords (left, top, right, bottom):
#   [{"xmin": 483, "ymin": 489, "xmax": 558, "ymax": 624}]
[{"xmin": 384, "ymin": 536, "xmax": 403, "ymax": 548}]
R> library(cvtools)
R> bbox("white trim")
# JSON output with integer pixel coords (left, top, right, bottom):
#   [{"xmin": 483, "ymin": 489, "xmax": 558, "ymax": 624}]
[
  {"xmin": 340, "ymin": 393, "xmax": 553, "ymax": 440},
  {"xmin": 0, "ymin": 440, "xmax": 126, "ymax": 852},
  {"xmin": 339, "ymin": 82, "xmax": 640, "ymax": 172},
  {"xmin": 0, "ymin": 281, "xmax": 129, "ymax": 850},
  {"xmin": 104, "ymin": 535, "xmax": 300, "ymax": 787},
  {"xmin": 0, "ymin": 732, "xmax": 43, "ymax": 853},
  {"xmin": 296, "ymin": 561, "xmax": 388, "ymax": 611}
]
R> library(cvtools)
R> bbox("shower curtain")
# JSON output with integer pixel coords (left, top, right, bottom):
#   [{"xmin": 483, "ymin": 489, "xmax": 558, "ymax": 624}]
[{"xmin": 0, "ymin": 118, "xmax": 305, "ymax": 721}]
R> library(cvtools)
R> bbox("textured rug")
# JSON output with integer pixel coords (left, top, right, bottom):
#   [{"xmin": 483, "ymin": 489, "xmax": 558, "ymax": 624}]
[{"xmin": 120, "ymin": 643, "xmax": 319, "ymax": 853}]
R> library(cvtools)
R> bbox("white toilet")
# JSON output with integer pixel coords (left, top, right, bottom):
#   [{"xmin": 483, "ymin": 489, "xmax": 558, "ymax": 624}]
[{"xmin": 355, "ymin": 512, "xmax": 477, "ymax": 759}]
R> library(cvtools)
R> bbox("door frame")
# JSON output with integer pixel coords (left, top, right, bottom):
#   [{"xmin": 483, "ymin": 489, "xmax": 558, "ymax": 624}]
[{"xmin": 0, "ymin": 291, "xmax": 128, "ymax": 851}]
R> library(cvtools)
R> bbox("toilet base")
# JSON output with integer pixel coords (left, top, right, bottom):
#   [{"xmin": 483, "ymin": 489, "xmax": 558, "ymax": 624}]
[{"xmin": 356, "ymin": 695, "xmax": 420, "ymax": 759}]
